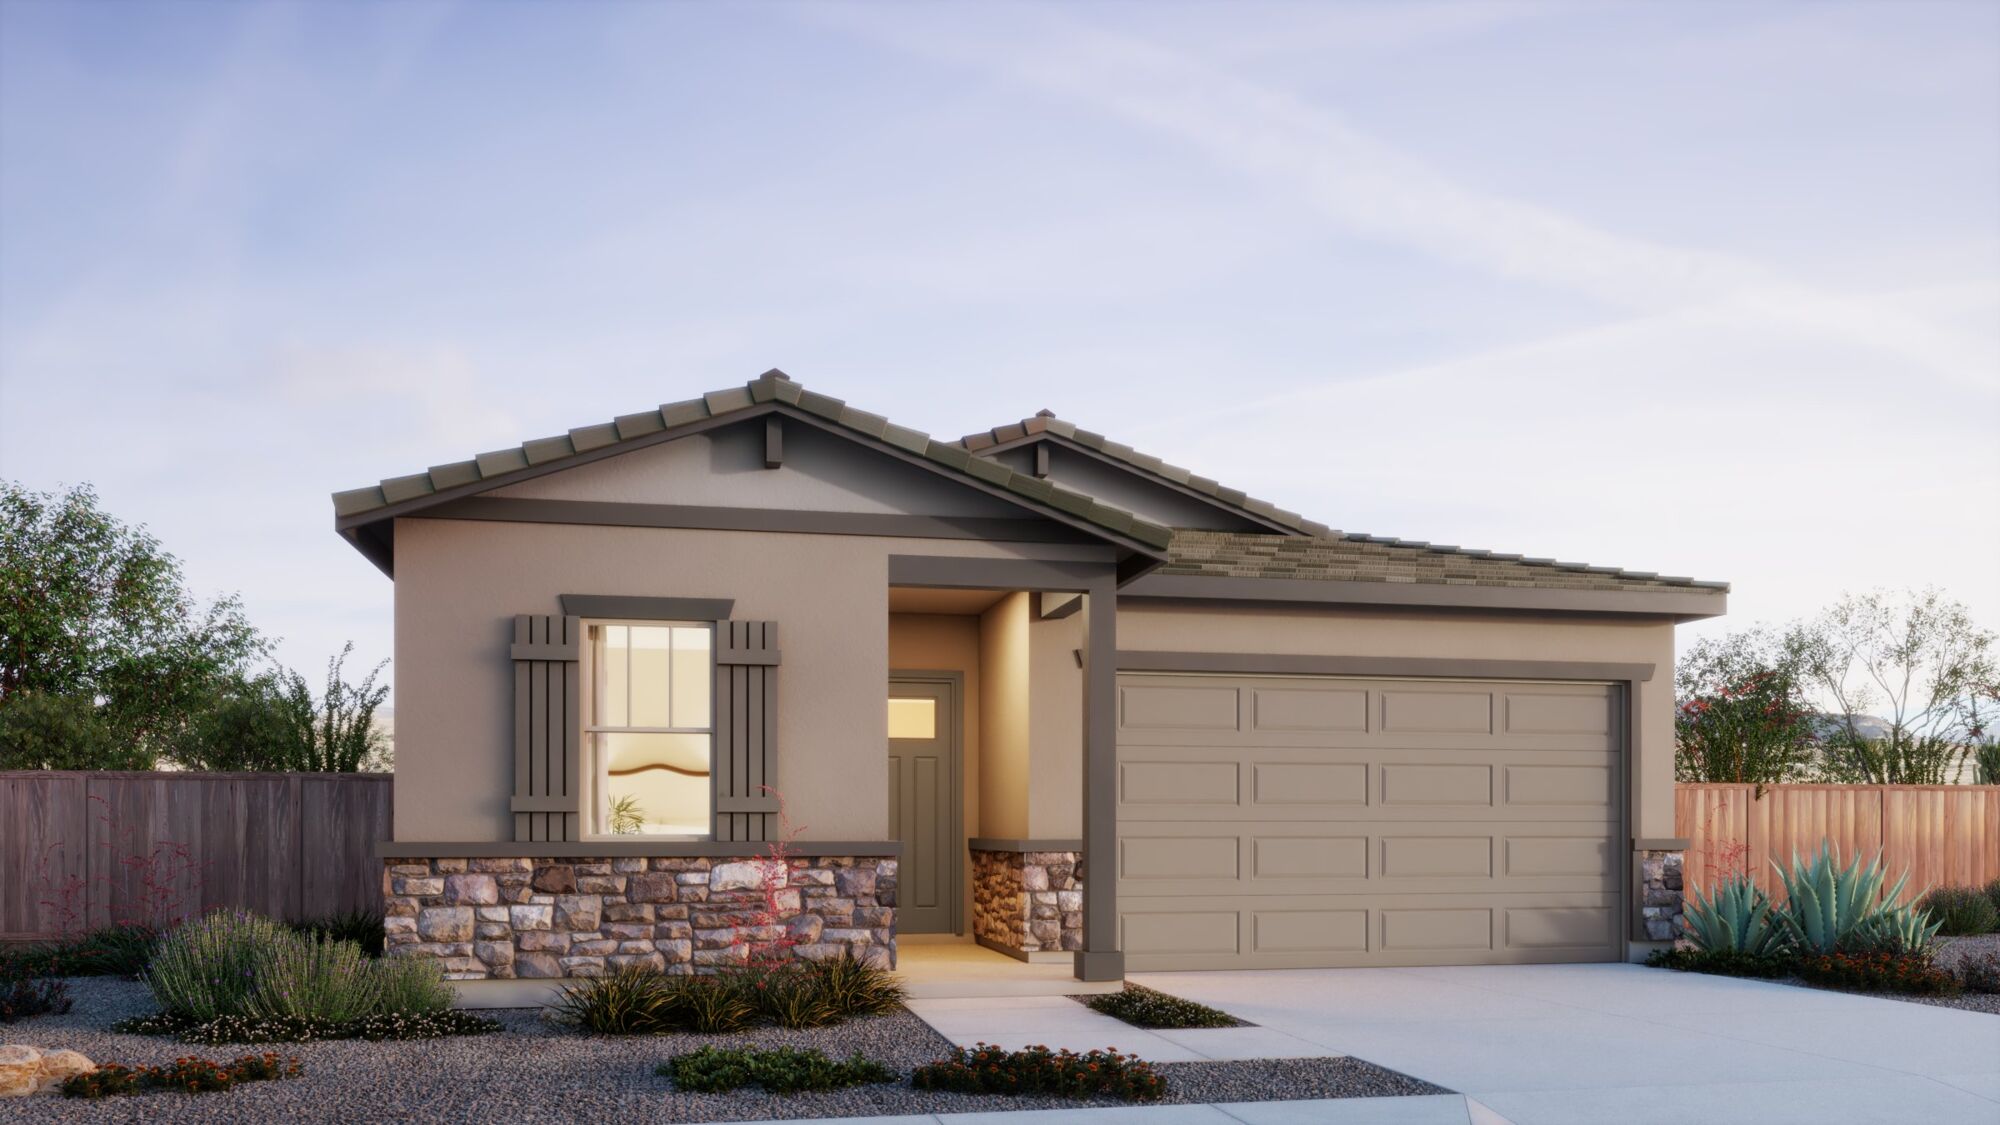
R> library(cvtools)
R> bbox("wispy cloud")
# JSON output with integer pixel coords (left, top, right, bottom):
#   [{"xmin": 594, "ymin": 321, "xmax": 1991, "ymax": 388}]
[{"xmin": 815, "ymin": 3, "xmax": 1999, "ymax": 393}]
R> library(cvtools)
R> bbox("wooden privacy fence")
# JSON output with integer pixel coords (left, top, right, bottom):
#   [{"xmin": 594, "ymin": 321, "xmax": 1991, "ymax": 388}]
[
  {"xmin": 1, "ymin": 771, "xmax": 391, "ymax": 944},
  {"xmin": 1677, "ymin": 783, "xmax": 2000, "ymax": 905}
]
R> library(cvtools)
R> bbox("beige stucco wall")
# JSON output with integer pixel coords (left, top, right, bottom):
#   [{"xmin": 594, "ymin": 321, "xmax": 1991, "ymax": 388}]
[
  {"xmin": 391, "ymin": 517, "xmax": 1106, "ymax": 843},
  {"xmin": 1114, "ymin": 602, "xmax": 1681, "ymax": 841},
  {"xmin": 1027, "ymin": 609, "xmax": 1084, "ymax": 838},
  {"xmin": 977, "ymin": 593, "xmax": 1031, "ymax": 839}
]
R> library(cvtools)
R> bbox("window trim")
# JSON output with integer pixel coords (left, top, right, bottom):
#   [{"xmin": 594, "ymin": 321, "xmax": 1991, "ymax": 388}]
[{"xmin": 580, "ymin": 617, "xmax": 716, "ymax": 841}]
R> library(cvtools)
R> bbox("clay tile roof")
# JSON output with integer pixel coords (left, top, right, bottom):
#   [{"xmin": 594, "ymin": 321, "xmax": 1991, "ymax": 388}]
[
  {"xmin": 1161, "ymin": 531, "xmax": 1730, "ymax": 593},
  {"xmin": 331, "ymin": 370, "xmax": 1174, "ymax": 552},
  {"xmin": 955, "ymin": 414, "xmax": 1335, "ymax": 537}
]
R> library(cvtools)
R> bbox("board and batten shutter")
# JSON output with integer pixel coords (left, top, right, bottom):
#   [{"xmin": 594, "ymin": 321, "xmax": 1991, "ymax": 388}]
[
  {"xmin": 510, "ymin": 614, "xmax": 581, "ymax": 842},
  {"xmin": 713, "ymin": 620, "xmax": 781, "ymax": 843}
]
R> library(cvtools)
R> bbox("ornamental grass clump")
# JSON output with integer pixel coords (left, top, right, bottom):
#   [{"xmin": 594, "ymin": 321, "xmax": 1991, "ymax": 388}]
[
  {"xmin": 246, "ymin": 934, "xmax": 381, "ymax": 1022},
  {"xmin": 146, "ymin": 910, "xmax": 291, "ymax": 1021},
  {"xmin": 552, "ymin": 952, "xmax": 903, "ymax": 1035},
  {"xmin": 134, "ymin": 908, "xmax": 489, "ymax": 1042},
  {"xmin": 1916, "ymin": 887, "xmax": 1999, "ymax": 936}
]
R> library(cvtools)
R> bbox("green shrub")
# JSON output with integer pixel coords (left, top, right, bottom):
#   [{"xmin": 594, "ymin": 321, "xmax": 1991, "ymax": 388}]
[
  {"xmin": 0, "ymin": 977, "xmax": 72, "ymax": 1023},
  {"xmin": 290, "ymin": 911, "xmax": 386, "ymax": 958},
  {"xmin": 1796, "ymin": 951, "xmax": 1959, "ymax": 995},
  {"xmin": 147, "ymin": 910, "xmax": 293, "ymax": 1020},
  {"xmin": 1952, "ymin": 951, "xmax": 2000, "ymax": 994},
  {"xmin": 1645, "ymin": 947, "xmax": 1796, "ymax": 978},
  {"xmin": 911, "ymin": 1042, "xmax": 1167, "ymax": 1102},
  {"xmin": 659, "ymin": 1046, "xmax": 894, "ymax": 1094},
  {"xmin": 246, "ymin": 935, "xmax": 381, "ymax": 1022},
  {"xmin": 61, "ymin": 1052, "xmax": 300, "ymax": 1098},
  {"xmin": 1986, "ymin": 878, "xmax": 2000, "ymax": 924},
  {"xmin": 1084, "ymin": 984, "xmax": 1239, "ymax": 1029},
  {"xmin": 0, "ymin": 924, "xmax": 157, "ymax": 980},
  {"xmin": 112, "ymin": 1008, "xmax": 500, "ymax": 1044},
  {"xmin": 1772, "ymin": 842, "xmax": 1937, "ymax": 954},
  {"xmin": 1916, "ymin": 887, "xmax": 1999, "ymax": 937},
  {"xmin": 1683, "ymin": 874, "xmax": 1787, "ymax": 955}
]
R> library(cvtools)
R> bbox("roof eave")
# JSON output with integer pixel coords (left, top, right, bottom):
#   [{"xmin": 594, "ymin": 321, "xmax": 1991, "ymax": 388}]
[
  {"xmin": 332, "ymin": 401, "xmax": 1172, "ymax": 574},
  {"xmin": 969, "ymin": 430, "xmax": 1322, "ymax": 538},
  {"xmin": 1120, "ymin": 572, "xmax": 1728, "ymax": 621}
]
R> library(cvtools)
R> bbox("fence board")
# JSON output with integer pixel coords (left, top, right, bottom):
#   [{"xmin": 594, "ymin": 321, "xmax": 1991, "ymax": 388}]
[
  {"xmin": 1678, "ymin": 783, "xmax": 2000, "ymax": 906},
  {"xmin": 1, "ymin": 771, "xmax": 390, "ymax": 943}
]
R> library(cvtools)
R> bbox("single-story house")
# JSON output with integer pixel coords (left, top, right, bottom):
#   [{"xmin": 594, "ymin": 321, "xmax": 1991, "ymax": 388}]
[{"xmin": 334, "ymin": 369, "xmax": 1723, "ymax": 990}]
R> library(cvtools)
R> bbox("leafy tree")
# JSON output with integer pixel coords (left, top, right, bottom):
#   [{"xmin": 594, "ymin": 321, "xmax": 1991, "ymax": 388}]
[
  {"xmin": 1675, "ymin": 628, "xmax": 1818, "ymax": 784},
  {"xmin": 0, "ymin": 690, "xmax": 148, "ymax": 770},
  {"xmin": 1, "ymin": 482, "xmax": 262, "ymax": 756},
  {"xmin": 1790, "ymin": 589, "xmax": 1998, "ymax": 785},
  {"xmin": 171, "ymin": 644, "xmax": 388, "ymax": 772}
]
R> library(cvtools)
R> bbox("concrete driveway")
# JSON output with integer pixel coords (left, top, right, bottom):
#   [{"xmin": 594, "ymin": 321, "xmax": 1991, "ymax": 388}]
[{"xmin": 1130, "ymin": 963, "xmax": 2000, "ymax": 1125}]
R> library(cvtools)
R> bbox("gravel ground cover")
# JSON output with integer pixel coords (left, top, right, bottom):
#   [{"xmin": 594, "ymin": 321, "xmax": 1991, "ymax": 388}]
[{"xmin": 0, "ymin": 978, "xmax": 1447, "ymax": 1123}]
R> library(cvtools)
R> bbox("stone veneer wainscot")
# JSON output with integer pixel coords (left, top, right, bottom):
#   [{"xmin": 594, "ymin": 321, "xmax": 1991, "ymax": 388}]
[
  {"xmin": 970, "ymin": 848, "xmax": 1083, "ymax": 958},
  {"xmin": 384, "ymin": 855, "xmax": 897, "ymax": 980},
  {"xmin": 1638, "ymin": 849, "xmax": 1686, "ymax": 942}
]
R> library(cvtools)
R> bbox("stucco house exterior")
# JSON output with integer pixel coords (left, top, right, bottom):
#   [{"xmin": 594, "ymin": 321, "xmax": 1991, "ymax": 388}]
[{"xmin": 333, "ymin": 369, "xmax": 1723, "ymax": 991}]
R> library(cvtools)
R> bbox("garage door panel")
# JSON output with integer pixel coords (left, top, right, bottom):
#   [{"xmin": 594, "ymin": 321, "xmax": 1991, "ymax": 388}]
[
  {"xmin": 1505, "ymin": 692, "xmax": 1613, "ymax": 735},
  {"xmin": 1379, "ymin": 763, "xmax": 1492, "ymax": 806},
  {"xmin": 1252, "ymin": 762, "xmax": 1368, "ymax": 805},
  {"xmin": 1119, "ymin": 759, "xmax": 1240, "ymax": 806},
  {"xmin": 1505, "ymin": 765, "xmax": 1614, "ymax": 807},
  {"xmin": 1379, "ymin": 689, "xmax": 1494, "ymax": 734},
  {"xmin": 1120, "ymin": 684, "xmax": 1241, "ymax": 731},
  {"xmin": 1117, "ymin": 673, "xmax": 1621, "ymax": 969},
  {"xmin": 1251, "ymin": 687, "xmax": 1369, "ymax": 732},
  {"xmin": 1118, "ymin": 891, "xmax": 1619, "ymax": 971},
  {"xmin": 1505, "ymin": 905, "xmax": 1617, "ymax": 950}
]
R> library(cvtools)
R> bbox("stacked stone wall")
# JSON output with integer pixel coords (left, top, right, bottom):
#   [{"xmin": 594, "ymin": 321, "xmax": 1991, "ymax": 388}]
[{"xmin": 384, "ymin": 855, "xmax": 896, "ymax": 979}]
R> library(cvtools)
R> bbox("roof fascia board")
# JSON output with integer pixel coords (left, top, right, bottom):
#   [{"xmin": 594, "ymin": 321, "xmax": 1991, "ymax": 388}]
[
  {"xmin": 973, "ymin": 431, "xmax": 1306, "ymax": 537},
  {"xmin": 1121, "ymin": 572, "xmax": 1726, "ymax": 620}
]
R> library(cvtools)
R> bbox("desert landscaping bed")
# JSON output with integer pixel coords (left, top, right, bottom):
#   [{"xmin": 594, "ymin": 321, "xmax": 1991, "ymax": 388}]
[
  {"xmin": 1, "ymin": 977, "xmax": 1447, "ymax": 1122},
  {"xmin": 1860, "ymin": 935, "xmax": 2000, "ymax": 1016}
]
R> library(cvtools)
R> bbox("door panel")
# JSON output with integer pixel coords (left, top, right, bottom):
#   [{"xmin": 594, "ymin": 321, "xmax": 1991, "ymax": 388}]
[
  {"xmin": 1117, "ymin": 674, "xmax": 1620, "ymax": 970},
  {"xmin": 888, "ymin": 679, "xmax": 959, "ymax": 934}
]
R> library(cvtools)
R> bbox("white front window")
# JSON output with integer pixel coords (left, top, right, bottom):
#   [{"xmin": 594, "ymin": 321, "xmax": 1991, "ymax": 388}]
[{"xmin": 588, "ymin": 622, "xmax": 712, "ymax": 836}]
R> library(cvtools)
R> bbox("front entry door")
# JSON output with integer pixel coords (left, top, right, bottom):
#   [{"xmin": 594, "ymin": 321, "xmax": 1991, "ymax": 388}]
[{"xmin": 888, "ymin": 678, "xmax": 960, "ymax": 934}]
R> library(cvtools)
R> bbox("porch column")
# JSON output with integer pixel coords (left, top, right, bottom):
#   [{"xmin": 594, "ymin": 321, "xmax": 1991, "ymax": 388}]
[{"xmin": 1075, "ymin": 576, "xmax": 1123, "ymax": 981}]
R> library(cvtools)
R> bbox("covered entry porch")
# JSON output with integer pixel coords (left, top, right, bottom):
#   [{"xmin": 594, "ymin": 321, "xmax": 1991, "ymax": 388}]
[{"xmin": 882, "ymin": 554, "xmax": 1124, "ymax": 983}]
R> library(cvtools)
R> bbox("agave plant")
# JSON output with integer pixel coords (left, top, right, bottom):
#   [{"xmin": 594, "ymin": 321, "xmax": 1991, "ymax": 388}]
[
  {"xmin": 1772, "ymin": 841, "xmax": 1928, "ymax": 955},
  {"xmin": 1683, "ymin": 873, "xmax": 1786, "ymax": 955}
]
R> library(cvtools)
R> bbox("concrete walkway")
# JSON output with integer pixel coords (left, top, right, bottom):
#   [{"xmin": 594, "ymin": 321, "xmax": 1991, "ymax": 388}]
[
  {"xmin": 753, "ymin": 963, "xmax": 1999, "ymax": 1124},
  {"xmin": 735, "ymin": 1095, "xmax": 1495, "ymax": 1123},
  {"xmin": 1133, "ymin": 963, "xmax": 2000, "ymax": 1125}
]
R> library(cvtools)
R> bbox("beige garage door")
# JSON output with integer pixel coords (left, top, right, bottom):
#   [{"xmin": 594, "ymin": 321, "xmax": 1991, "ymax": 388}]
[{"xmin": 1116, "ymin": 673, "xmax": 1622, "ymax": 970}]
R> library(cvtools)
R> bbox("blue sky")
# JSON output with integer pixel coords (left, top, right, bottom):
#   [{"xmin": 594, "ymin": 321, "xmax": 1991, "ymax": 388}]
[{"xmin": 2, "ymin": 1, "xmax": 1996, "ymax": 691}]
